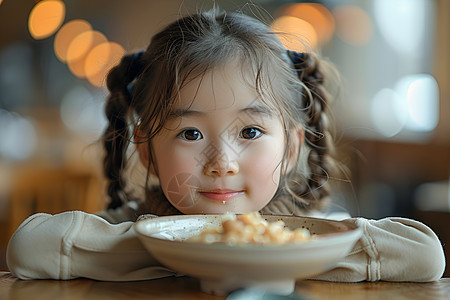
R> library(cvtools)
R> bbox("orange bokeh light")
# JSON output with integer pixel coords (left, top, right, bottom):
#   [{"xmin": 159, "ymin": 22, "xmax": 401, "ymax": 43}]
[
  {"xmin": 85, "ymin": 42, "xmax": 125, "ymax": 87},
  {"xmin": 67, "ymin": 30, "xmax": 108, "ymax": 78},
  {"xmin": 278, "ymin": 3, "xmax": 335, "ymax": 46},
  {"xmin": 28, "ymin": 0, "xmax": 66, "ymax": 40},
  {"xmin": 54, "ymin": 19, "xmax": 92, "ymax": 63},
  {"xmin": 271, "ymin": 16, "xmax": 318, "ymax": 51},
  {"xmin": 333, "ymin": 5, "xmax": 373, "ymax": 46}
]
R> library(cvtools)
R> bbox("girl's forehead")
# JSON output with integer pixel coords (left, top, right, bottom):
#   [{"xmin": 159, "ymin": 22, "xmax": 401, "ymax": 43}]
[
  {"xmin": 176, "ymin": 62, "xmax": 258, "ymax": 110},
  {"xmin": 175, "ymin": 60, "xmax": 278, "ymax": 114}
]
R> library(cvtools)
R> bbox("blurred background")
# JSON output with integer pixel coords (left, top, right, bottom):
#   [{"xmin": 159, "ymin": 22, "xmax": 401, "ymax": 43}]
[{"xmin": 0, "ymin": 0, "xmax": 449, "ymax": 275}]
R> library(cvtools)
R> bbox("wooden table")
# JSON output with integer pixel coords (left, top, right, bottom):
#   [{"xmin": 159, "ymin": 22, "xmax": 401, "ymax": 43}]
[{"xmin": 1, "ymin": 272, "xmax": 449, "ymax": 300}]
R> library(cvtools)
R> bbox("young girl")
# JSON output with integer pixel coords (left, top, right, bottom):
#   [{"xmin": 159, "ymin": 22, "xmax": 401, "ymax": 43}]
[{"xmin": 7, "ymin": 9, "xmax": 445, "ymax": 283}]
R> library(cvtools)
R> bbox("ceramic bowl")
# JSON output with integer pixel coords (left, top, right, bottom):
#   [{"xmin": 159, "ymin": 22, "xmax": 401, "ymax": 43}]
[{"xmin": 135, "ymin": 214, "xmax": 362, "ymax": 295}]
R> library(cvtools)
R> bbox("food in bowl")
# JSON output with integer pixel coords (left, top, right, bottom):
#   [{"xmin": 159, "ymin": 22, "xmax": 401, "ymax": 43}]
[{"xmin": 186, "ymin": 212, "xmax": 310, "ymax": 245}]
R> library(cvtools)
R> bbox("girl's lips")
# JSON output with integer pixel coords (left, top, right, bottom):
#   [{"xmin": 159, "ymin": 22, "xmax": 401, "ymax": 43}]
[{"xmin": 199, "ymin": 190, "xmax": 244, "ymax": 202}]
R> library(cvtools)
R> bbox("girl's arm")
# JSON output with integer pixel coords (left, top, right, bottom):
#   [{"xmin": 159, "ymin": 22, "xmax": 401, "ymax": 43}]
[
  {"xmin": 314, "ymin": 217, "xmax": 446, "ymax": 282},
  {"xmin": 8, "ymin": 212, "xmax": 445, "ymax": 282},
  {"xmin": 6, "ymin": 211, "xmax": 175, "ymax": 280}
]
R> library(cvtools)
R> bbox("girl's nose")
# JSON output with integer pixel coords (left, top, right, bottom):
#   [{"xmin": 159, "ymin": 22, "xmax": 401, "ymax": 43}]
[{"xmin": 203, "ymin": 148, "xmax": 239, "ymax": 177}]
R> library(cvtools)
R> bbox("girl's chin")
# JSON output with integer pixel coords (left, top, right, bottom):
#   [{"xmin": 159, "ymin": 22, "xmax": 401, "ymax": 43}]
[
  {"xmin": 172, "ymin": 196, "xmax": 268, "ymax": 215},
  {"xmin": 178, "ymin": 208, "xmax": 235, "ymax": 215}
]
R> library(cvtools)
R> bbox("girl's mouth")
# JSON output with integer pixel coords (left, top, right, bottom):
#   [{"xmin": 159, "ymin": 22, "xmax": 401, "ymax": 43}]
[{"xmin": 199, "ymin": 189, "xmax": 244, "ymax": 202}]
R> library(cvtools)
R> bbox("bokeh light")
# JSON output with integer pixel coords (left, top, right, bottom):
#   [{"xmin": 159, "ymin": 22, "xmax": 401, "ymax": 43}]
[
  {"xmin": 60, "ymin": 86, "xmax": 108, "ymax": 142},
  {"xmin": 28, "ymin": 0, "xmax": 66, "ymax": 40},
  {"xmin": 277, "ymin": 3, "xmax": 335, "ymax": 46},
  {"xmin": 371, "ymin": 88, "xmax": 406, "ymax": 137},
  {"xmin": 374, "ymin": 0, "xmax": 428, "ymax": 56},
  {"xmin": 271, "ymin": 16, "xmax": 318, "ymax": 51},
  {"xmin": 0, "ymin": 109, "xmax": 37, "ymax": 161},
  {"xmin": 371, "ymin": 74, "xmax": 439, "ymax": 137},
  {"xmin": 54, "ymin": 19, "xmax": 92, "ymax": 63},
  {"xmin": 85, "ymin": 42, "xmax": 125, "ymax": 87},
  {"xmin": 396, "ymin": 74, "xmax": 439, "ymax": 132},
  {"xmin": 333, "ymin": 5, "xmax": 372, "ymax": 46},
  {"xmin": 67, "ymin": 30, "xmax": 108, "ymax": 78}
]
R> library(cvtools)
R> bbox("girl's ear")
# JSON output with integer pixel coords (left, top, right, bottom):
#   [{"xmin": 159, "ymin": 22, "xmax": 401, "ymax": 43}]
[{"xmin": 285, "ymin": 126, "xmax": 304, "ymax": 174}]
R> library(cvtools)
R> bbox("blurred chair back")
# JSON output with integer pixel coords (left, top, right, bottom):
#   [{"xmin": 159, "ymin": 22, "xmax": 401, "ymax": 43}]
[{"xmin": 9, "ymin": 166, "xmax": 104, "ymax": 237}]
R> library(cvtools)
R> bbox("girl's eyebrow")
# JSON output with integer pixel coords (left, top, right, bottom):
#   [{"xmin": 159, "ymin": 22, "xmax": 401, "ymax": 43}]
[
  {"xmin": 168, "ymin": 104, "xmax": 273, "ymax": 119},
  {"xmin": 241, "ymin": 104, "xmax": 273, "ymax": 118},
  {"xmin": 167, "ymin": 109, "xmax": 203, "ymax": 119}
]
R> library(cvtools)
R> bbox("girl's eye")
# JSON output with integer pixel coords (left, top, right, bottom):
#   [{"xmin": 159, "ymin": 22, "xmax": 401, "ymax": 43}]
[
  {"xmin": 240, "ymin": 127, "xmax": 263, "ymax": 140},
  {"xmin": 177, "ymin": 128, "xmax": 203, "ymax": 141}
]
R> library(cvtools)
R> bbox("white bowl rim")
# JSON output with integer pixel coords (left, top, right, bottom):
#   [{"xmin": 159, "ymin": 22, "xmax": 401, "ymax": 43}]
[{"xmin": 135, "ymin": 214, "xmax": 362, "ymax": 251}]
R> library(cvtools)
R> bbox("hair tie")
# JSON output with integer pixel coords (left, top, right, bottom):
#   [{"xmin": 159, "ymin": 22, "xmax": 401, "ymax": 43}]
[
  {"xmin": 126, "ymin": 51, "xmax": 145, "ymax": 98},
  {"xmin": 286, "ymin": 50, "xmax": 305, "ymax": 66}
]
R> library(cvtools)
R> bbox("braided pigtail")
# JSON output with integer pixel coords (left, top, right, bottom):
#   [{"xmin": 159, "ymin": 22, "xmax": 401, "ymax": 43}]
[
  {"xmin": 103, "ymin": 52, "xmax": 145, "ymax": 209},
  {"xmin": 287, "ymin": 51, "xmax": 336, "ymax": 210}
]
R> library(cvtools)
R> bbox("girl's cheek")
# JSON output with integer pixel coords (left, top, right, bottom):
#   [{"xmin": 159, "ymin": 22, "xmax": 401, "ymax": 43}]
[
  {"xmin": 159, "ymin": 148, "xmax": 202, "ymax": 209},
  {"xmin": 166, "ymin": 151, "xmax": 199, "ymax": 183},
  {"xmin": 244, "ymin": 142, "xmax": 283, "ymax": 177}
]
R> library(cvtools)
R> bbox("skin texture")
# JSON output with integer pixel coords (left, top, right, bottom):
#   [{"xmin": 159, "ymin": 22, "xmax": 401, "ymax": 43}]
[{"xmin": 138, "ymin": 61, "xmax": 302, "ymax": 214}]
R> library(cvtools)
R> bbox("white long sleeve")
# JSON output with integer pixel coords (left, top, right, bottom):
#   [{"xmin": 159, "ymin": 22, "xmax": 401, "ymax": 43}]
[
  {"xmin": 7, "ymin": 211, "xmax": 445, "ymax": 282},
  {"xmin": 313, "ymin": 217, "xmax": 446, "ymax": 282},
  {"xmin": 7, "ymin": 211, "xmax": 175, "ymax": 281}
]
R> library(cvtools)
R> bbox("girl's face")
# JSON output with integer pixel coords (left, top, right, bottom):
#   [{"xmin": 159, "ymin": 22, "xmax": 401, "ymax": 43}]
[{"xmin": 143, "ymin": 61, "xmax": 295, "ymax": 214}]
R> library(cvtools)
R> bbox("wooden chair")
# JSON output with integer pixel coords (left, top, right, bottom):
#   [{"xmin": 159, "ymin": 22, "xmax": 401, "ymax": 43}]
[{"xmin": 8, "ymin": 166, "xmax": 104, "ymax": 237}]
